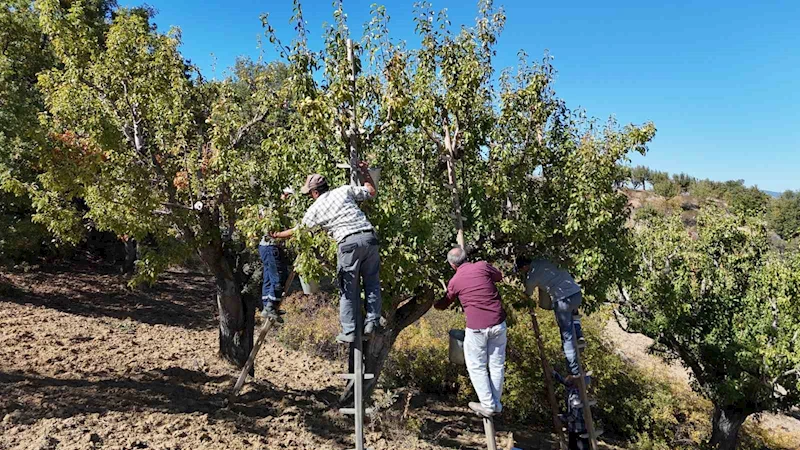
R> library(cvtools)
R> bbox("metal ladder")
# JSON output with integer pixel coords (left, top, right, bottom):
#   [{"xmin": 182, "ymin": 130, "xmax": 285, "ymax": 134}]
[
  {"xmin": 571, "ymin": 313, "xmax": 602, "ymax": 450},
  {"xmin": 337, "ymin": 293, "xmax": 373, "ymax": 450}
]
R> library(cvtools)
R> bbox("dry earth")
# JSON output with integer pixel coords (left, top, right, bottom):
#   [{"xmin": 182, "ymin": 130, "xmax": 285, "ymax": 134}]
[{"xmin": 0, "ymin": 263, "xmax": 609, "ymax": 450}]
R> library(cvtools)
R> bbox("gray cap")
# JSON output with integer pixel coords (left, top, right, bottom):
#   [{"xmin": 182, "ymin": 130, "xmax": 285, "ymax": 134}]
[{"xmin": 300, "ymin": 174, "xmax": 327, "ymax": 194}]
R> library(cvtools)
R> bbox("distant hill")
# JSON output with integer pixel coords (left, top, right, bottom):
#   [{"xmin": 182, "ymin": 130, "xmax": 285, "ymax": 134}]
[{"xmin": 763, "ymin": 190, "xmax": 782, "ymax": 198}]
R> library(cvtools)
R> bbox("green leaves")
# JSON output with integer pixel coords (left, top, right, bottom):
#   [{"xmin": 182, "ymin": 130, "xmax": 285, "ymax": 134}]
[{"xmin": 623, "ymin": 208, "xmax": 800, "ymax": 415}]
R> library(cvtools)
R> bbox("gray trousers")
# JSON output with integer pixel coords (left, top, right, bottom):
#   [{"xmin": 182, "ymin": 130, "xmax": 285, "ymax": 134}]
[{"xmin": 337, "ymin": 231, "xmax": 382, "ymax": 334}]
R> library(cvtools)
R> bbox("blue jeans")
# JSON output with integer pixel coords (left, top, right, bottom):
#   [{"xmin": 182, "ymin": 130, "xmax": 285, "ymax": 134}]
[
  {"xmin": 259, "ymin": 244, "xmax": 287, "ymax": 307},
  {"xmin": 336, "ymin": 231, "xmax": 382, "ymax": 334},
  {"xmin": 555, "ymin": 292, "xmax": 583, "ymax": 376}
]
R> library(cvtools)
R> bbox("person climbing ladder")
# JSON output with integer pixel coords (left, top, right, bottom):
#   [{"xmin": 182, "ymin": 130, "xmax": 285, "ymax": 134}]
[
  {"xmin": 258, "ymin": 187, "xmax": 294, "ymax": 323},
  {"xmin": 517, "ymin": 255, "xmax": 601, "ymax": 450},
  {"xmin": 271, "ymin": 162, "xmax": 382, "ymax": 343},
  {"xmin": 515, "ymin": 257, "xmax": 583, "ymax": 378}
]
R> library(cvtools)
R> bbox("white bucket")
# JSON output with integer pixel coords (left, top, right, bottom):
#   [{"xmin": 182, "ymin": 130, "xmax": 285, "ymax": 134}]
[
  {"xmin": 448, "ymin": 329, "xmax": 466, "ymax": 365},
  {"xmin": 300, "ymin": 277, "xmax": 320, "ymax": 295}
]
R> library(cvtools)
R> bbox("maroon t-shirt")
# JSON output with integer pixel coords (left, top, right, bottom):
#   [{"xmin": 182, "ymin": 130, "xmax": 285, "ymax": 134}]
[{"xmin": 435, "ymin": 261, "xmax": 506, "ymax": 330}]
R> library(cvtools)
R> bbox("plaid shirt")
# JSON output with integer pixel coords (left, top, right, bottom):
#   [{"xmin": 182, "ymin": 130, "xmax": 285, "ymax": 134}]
[{"xmin": 301, "ymin": 185, "xmax": 374, "ymax": 243}]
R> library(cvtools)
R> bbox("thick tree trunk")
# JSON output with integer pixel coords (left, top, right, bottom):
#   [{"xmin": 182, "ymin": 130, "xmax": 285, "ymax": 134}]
[
  {"xmin": 122, "ymin": 238, "xmax": 138, "ymax": 274},
  {"xmin": 199, "ymin": 242, "xmax": 254, "ymax": 369},
  {"xmin": 708, "ymin": 405, "xmax": 749, "ymax": 450},
  {"xmin": 215, "ymin": 275, "xmax": 254, "ymax": 368},
  {"xmin": 340, "ymin": 296, "xmax": 435, "ymax": 404}
]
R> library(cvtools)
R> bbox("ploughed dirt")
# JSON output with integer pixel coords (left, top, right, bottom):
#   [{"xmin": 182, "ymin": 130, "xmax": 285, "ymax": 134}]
[{"xmin": 0, "ymin": 263, "xmax": 585, "ymax": 450}]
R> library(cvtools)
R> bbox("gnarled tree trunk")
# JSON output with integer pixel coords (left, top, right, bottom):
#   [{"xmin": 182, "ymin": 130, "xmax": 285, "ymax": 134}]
[
  {"xmin": 708, "ymin": 405, "xmax": 750, "ymax": 450},
  {"xmin": 214, "ymin": 273, "xmax": 254, "ymax": 368},
  {"xmin": 340, "ymin": 293, "xmax": 435, "ymax": 403},
  {"xmin": 197, "ymin": 229, "xmax": 254, "ymax": 369}
]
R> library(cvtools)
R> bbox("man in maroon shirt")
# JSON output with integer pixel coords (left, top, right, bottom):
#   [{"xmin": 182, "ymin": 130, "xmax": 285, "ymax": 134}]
[{"xmin": 435, "ymin": 247, "xmax": 507, "ymax": 417}]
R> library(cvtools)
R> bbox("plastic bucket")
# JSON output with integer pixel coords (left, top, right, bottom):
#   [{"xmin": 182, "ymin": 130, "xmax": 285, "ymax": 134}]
[
  {"xmin": 448, "ymin": 329, "xmax": 466, "ymax": 365},
  {"xmin": 300, "ymin": 277, "xmax": 320, "ymax": 295}
]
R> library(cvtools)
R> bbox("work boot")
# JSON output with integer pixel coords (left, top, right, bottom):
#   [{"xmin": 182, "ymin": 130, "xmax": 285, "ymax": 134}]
[
  {"xmin": 272, "ymin": 301, "xmax": 286, "ymax": 315},
  {"xmin": 261, "ymin": 303, "xmax": 283, "ymax": 324},
  {"xmin": 336, "ymin": 331, "xmax": 355, "ymax": 344},
  {"xmin": 468, "ymin": 402, "xmax": 496, "ymax": 418},
  {"xmin": 364, "ymin": 321, "xmax": 379, "ymax": 337}
]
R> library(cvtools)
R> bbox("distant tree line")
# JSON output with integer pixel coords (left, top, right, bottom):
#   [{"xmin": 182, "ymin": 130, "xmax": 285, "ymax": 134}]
[{"xmin": 626, "ymin": 165, "xmax": 800, "ymax": 241}]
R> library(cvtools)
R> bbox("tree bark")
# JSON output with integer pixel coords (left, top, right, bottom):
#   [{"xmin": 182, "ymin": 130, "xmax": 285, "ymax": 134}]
[
  {"xmin": 340, "ymin": 296, "xmax": 435, "ymax": 403},
  {"xmin": 122, "ymin": 238, "xmax": 138, "ymax": 274},
  {"xmin": 215, "ymin": 274, "xmax": 254, "ymax": 368},
  {"xmin": 708, "ymin": 405, "xmax": 750, "ymax": 450},
  {"xmin": 198, "ymin": 238, "xmax": 254, "ymax": 368}
]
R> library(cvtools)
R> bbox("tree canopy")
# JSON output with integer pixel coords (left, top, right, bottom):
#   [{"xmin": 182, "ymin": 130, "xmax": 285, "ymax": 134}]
[
  {"xmin": 620, "ymin": 209, "xmax": 800, "ymax": 449},
  {"xmin": 5, "ymin": 0, "xmax": 656, "ymax": 389}
]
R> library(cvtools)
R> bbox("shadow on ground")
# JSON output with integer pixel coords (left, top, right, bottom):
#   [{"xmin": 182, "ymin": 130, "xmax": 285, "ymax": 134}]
[
  {"xmin": 0, "ymin": 264, "xmax": 217, "ymax": 330},
  {"xmin": 0, "ymin": 367, "xmax": 352, "ymax": 445}
]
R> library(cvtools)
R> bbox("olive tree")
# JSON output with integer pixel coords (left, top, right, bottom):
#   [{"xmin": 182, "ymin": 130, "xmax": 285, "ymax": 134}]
[
  {"xmin": 619, "ymin": 209, "xmax": 800, "ymax": 449},
  {"xmin": 630, "ymin": 165, "xmax": 651, "ymax": 190}
]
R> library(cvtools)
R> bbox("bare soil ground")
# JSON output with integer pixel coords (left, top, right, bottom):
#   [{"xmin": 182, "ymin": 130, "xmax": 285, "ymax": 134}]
[{"xmin": 0, "ymin": 263, "xmax": 597, "ymax": 450}]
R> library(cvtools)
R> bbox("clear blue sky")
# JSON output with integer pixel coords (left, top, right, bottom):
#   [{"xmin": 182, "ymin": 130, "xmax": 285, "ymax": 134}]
[{"xmin": 125, "ymin": 0, "xmax": 800, "ymax": 192}]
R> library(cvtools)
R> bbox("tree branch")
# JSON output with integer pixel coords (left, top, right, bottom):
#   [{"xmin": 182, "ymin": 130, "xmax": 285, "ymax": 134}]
[
  {"xmin": 365, "ymin": 104, "xmax": 393, "ymax": 146},
  {"xmin": 664, "ymin": 334, "xmax": 707, "ymax": 387},
  {"xmin": 394, "ymin": 289, "xmax": 436, "ymax": 331},
  {"xmin": 231, "ymin": 109, "xmax": 268, "ymax": 149},
  {"xmin": 422, "ymin": 123, "xmax": 443, "ymax": 150},
  {"xmin": 612, "ymin": 308, "xmax": 631, "ymax": 333}
]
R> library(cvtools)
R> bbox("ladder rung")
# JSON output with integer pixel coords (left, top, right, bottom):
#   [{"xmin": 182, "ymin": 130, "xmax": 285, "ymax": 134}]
[
  {"xmin": 581, "ymin": 428, "xmax": 604, "ymax": 439},
  {"xmin": 338, "ymin": 373, "xmax": 375, "ymax": 380},
  {"xmin": 337, "ymin": 336, "xmax": 371, "ymax": 344},
  {"xmin": 571, "ymin": 397, "xmax": 597, "ymax": 409},
  {"xmin": 339, "ymin": 407, "xmax": 374, "ymax": 415}
]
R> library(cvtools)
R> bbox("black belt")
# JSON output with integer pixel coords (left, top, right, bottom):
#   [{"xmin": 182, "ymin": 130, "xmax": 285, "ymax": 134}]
[{"xmin": 340, "ymin": 229, "xmax": 375, "ymax": 242}]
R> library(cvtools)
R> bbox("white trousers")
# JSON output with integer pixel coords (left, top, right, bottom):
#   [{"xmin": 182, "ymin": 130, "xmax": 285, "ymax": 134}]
[{"xmin": 463, "ymin": 321, "xmax": 507, "ymax": 412}]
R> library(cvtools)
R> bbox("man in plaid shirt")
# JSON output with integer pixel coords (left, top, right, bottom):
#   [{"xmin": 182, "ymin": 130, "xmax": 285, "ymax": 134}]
[{"xmin": 271, "ymin": 162, "xmax": 381, "ymax": 343}]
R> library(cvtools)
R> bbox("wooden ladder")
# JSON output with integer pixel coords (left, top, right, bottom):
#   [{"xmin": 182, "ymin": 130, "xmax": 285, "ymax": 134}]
[
  {"xmin": 571, "ymin": 313, "xmax": 602, "ymax": 450},
  {"xmin": 229, "ymin": 269, "xmax": 297, "ymax": 400}
]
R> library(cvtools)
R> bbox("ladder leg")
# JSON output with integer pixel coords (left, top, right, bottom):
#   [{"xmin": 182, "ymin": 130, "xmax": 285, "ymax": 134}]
[
  {"xmin": 483, "ymin": 417, "xmax": 497, "ymax": 450},
  {"xmin": 571, "ymin": 320, "xmax": 599, "ymax": 450},
  {"xmin": 230, "ymin": 319, "xmax": 274, "ymax": 399},
  {"xmin": 354, "ymin": 308, "xmax": 364, "ymax": 450},
  {"xmin": 530, "ymin": 309, "xmax": 568, "ymax": 450},
  {"xmin": 230, "ymin": 264, "xmax": 297, "ymax": 400}
]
